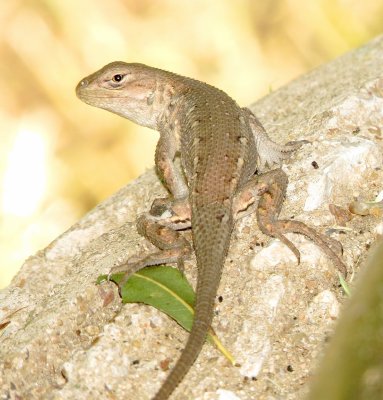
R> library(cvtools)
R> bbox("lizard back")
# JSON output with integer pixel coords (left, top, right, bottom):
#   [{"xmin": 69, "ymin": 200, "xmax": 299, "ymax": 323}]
[{"xmin": 153, "ymin": 75, "xmax": 257, "ymax": 399}]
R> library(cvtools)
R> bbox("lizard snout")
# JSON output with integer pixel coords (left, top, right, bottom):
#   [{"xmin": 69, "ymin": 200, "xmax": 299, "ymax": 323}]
[{"xmin": 75, "ymin": 79, "xmax": 90, "ymax": 98}]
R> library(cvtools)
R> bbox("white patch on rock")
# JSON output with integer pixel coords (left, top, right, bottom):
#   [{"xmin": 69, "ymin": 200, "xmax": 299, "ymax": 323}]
[
  {"xmin": 238, "ymin": 332, "xmax": 271, "ymax": 378},
  {"xmin": 251, "ymin": 237, "xmax": 325, "ymax": 273},
  {"xmin": 376, "ymin": 190, "xmax": 383, "ymax": 202},
  {"xmin": 235, "ymin": 275, "xmax": 285, "ymax": 378},
  {"xmin": 304, "ymin": 137, "xmax": 382, "ymax": 211},
  {"xmin": 306, "ymin": 290, "xmax": 340, "ymax": 324},
  {"xmin": 375, "ymin": 222, "xmax": 383, "ymax": 235},
  {"xmin": 264, "ymin": 275, "xmax": 286, "ymax": 317},
  {"xmin": 216, "ymin": 389, "xmax": 242, "ymax": 400},
  {"xmin": 45, "ymin": 222, "xmax": 106, "ymax": 259},
  {"xmin": 251, "ymin": 240, "xmax": 297, "ymax": 271}
]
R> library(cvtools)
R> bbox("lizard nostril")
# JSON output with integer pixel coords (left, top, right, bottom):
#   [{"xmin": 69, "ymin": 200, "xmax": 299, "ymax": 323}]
[{"xmin": 76, "ymin": 79, "xmax": 90, "ymax": 98}]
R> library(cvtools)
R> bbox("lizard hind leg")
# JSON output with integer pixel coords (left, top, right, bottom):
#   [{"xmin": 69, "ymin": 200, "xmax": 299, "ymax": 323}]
[{"xmin": 243, "ymin": 168, "xmax": 347, "ymax": 277}]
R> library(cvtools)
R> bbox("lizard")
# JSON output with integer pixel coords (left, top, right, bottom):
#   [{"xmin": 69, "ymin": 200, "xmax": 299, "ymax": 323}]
[{"xmin": 76, "ymin": 62, "xmax": 347, "ymax": 399}]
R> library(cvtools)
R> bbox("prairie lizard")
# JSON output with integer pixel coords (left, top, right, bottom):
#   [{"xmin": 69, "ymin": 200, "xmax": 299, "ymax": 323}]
[{"xmin": 76, "ymin": 62, "xmax": 346, "ymax": 399}]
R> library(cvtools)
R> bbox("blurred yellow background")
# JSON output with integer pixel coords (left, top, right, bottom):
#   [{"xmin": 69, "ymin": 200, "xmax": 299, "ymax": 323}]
[{"xmin": 0, "ymin": 0, "xmax": 382, "ymax": 288}]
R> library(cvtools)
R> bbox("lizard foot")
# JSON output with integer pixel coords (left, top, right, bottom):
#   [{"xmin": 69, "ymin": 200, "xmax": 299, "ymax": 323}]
[
  {"xmin": 110, "ymin": 197, "xmax": 192, "ymax": 287},
  {"xmin": 110, "ymin": 246, "xmax": 191, "ymax": 287},
  {"xmin": 264, "ymin": 219, "xmax": 347, "ymax": 276}
]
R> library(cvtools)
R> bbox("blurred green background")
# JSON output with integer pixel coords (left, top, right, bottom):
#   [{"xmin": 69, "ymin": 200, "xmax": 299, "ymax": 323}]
[{"xmin": 0, "ymin": 0, "xmax": 382, "ymax": 288}]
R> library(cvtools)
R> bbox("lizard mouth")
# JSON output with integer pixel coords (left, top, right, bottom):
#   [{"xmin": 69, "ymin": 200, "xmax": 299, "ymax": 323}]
[{"xmin": 76, "ymin": 92, "xmax": 128, "ymax": 100}]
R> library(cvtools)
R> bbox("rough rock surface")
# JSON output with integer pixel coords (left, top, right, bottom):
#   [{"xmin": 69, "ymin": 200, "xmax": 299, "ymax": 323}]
[{"xmin": 1, "ymin": 35, "xmax": 383, "ymax": 400}]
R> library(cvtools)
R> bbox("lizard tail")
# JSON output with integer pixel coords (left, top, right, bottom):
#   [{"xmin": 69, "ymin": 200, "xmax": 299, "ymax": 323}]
[{"xmin": 153, "ymin": 202, "xmax": 234, "ymax": 399}]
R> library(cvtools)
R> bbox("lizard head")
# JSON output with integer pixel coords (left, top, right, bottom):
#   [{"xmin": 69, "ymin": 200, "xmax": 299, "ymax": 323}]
[{"xmin": 76, "ymin": 62, "xmax": 168, "ymax": 129}]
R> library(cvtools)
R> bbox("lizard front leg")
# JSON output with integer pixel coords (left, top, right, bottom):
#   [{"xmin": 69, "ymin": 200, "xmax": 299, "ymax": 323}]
[
  {"xmin": 234, "ymin": 168, "xmax": 347, "ymax": 276},
  {"xmin": 111, "ymin": 125, "xmax": 192, "ymax": 285},
  {"xmin": 155, "ymin": 127, "xmax": 189, "ymax": 199},
  {"xmin": 111, "ymin": 122, "xmax": 193, "ymax": 283},
  {"xmin": 110, "ymin": 197, "xmax": 192, "ymax": 286}
]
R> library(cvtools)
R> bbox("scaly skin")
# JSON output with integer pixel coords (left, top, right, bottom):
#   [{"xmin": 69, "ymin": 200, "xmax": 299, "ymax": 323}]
[{"xmin": 76, "ymin": 62, "xmax": 346, "ymax": 399}]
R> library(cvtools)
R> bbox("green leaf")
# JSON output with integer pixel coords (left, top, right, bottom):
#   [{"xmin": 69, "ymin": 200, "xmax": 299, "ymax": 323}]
[
  {"xmin": 97, "ymin": 266, "xmax": 234, "ymax": 364},
  {"xmin": 338, "ymin": 271, "xmax": 351, "ymax": 297}
]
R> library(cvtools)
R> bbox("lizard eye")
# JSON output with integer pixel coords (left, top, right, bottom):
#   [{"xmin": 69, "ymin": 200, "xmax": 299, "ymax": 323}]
[{"xmin": 112, "ymin": 74, "xmax": 124, "ymax": 82}]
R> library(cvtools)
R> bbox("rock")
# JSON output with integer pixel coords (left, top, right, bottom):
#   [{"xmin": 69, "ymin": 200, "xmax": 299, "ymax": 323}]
[{"xmin": 1, "ymin": 35, "xmax": 383, "ymax": 399}]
